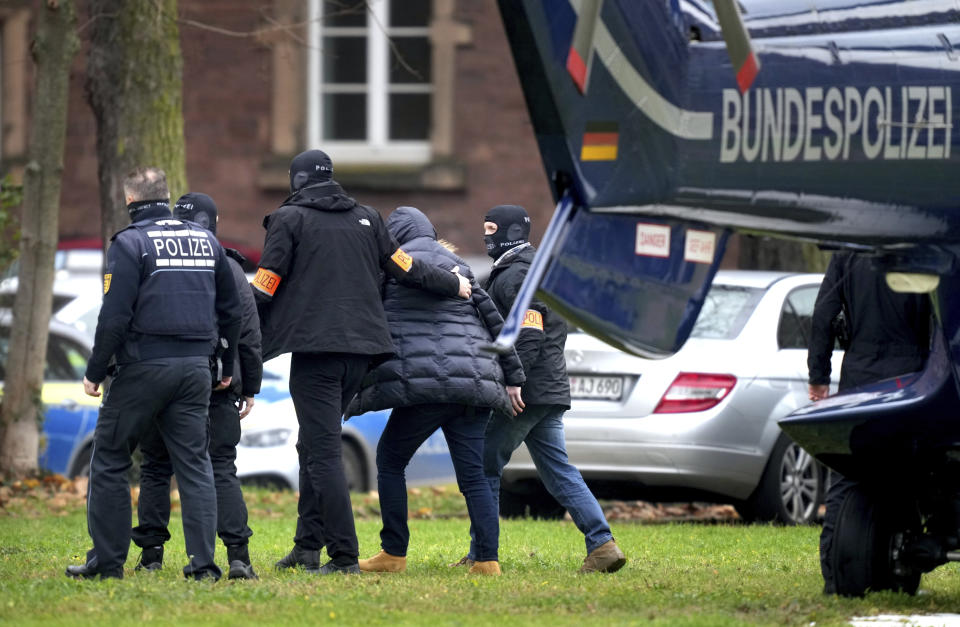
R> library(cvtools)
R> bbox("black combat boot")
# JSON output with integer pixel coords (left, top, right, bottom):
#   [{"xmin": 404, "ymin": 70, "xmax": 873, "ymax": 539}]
[
  {"xmin": 134, "ymin": 545, "xmax": 163, "ymax": 572},
  {"xmin": 227, "ymin": 544, "xmax": 259, "ymax": 580},
  {"xmin": 274, "ymin": 544, "xmax": 320, "ymax": 572}
]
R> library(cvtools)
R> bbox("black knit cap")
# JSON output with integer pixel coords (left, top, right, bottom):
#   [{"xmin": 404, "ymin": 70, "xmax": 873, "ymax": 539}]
[
  {"xmin": 174, "ymin": 192, "xmax": 218, "ymax": 235},
  {"xmin": 289, "ymin": 149, "xmax": 334, "ymax": 192}
]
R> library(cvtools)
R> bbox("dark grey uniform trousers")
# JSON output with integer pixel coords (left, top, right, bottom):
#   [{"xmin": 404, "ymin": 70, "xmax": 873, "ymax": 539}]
[
  {"xmin": 133, "ymin": 392, "xmax": 252, "ymax": 551},
  {"xmin": 84, "ymin": 356, "xmax": 219, "ymax": 578}
]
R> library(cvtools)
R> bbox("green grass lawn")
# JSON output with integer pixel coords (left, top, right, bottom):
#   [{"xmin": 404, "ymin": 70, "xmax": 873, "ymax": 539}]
[{"xmin": 2, "ymin": 486, "xmax": 960, "ymax": 626}]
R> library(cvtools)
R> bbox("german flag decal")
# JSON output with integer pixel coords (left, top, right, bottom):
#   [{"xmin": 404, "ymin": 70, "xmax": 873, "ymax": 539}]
[
  {"xmin": 391, "ymin": 248, "xmax": 413, "ymax": 273},
  {"xmin": 252, "ymin": 267, "xmax": 281, "ymax": 296},
  {"xmin": 521, "ymin": 309, "xmax": 544, "ymax": 331},
  {"xmin": 581, "ymin": 122, "xmax": 619, "ymax": 161}
]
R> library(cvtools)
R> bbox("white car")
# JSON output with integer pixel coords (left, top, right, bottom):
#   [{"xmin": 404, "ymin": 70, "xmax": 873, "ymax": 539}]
[
  {"xmin": 501, "ymin": 271, "xmax": 843, "ymax": 525},
  {"xmin": 236, "ymin": 354, "xmax": 457, "ymax": 491}
]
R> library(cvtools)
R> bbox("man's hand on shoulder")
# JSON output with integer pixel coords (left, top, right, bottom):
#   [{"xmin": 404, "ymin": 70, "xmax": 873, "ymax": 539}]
[{"xmin": 452, "ymin": 266, "xmax": 471, "ymax": 299}]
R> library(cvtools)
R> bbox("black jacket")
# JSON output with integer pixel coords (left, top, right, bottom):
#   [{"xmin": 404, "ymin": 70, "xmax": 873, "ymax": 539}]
[
  {"xmin": 86, "ymin": 204, "xmax": 241, "ymax": 383},
  {"xmin": 484, "ymin": 244, "xmax": 571, "ymax": 408},
  {"xmin": 221, "ymin": 249, "xmax": 262, "ymax": 399},
  {"xmin": 253, "ymin": 182, "xmax": 461, "ymax": 361},
  {"xmin": 808, "ymin": 252, "xmax": 931, "ymax": 390},
  {"xmin": 347, "ymin": 207, "xmax": 524, "ymax": 416}
]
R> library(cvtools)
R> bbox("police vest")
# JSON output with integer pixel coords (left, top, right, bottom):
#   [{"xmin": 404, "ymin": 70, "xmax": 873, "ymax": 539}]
[{"xmin": 124, "ymin": 217, "xmax": 221, "ymax": 345}]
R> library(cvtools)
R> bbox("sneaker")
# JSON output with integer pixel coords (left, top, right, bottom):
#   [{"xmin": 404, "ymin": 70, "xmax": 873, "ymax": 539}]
[
  {"xmin": 228, "ymin": 560, "xmax": 259, "ymax": 580},
  {"xmin": 275, "ymin": 545, "xmax": 320, "ymax": 571},
  {"xmin": 135, "ymin": 545, "xmax": 163, "ymax": 572},
  {"xmin": 358, "ymin": 550, "xmax": 406, "ymax": 573},
  {"xmin": 467, "ymin": 560, "xmax": 501, "ymax": 576},
  {"xmin": 448, "ymin": 555, "xmax": 475, "ymax": 568},
  {"xmin": 579, "ymin": 539, "xmax": 626, "ymax": 574},
  {"xmin": 317, "ymin": 560, "xmax": 361, "ymax": 575}
]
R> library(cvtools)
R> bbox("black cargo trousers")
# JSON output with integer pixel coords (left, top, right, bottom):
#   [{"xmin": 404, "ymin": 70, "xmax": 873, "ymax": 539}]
[
  {"xmin": 133, "ymin": 390, "xmax": 253, "ymax": 560},
  {"xmin": 84, "ymin": 356, "xmax": 219, "ymax": 578}
]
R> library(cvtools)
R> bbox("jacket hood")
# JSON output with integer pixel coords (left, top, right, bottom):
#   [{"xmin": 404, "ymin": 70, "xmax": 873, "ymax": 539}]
[{"xmin": 387, "ymin": 206, "xmax": 437, "ymax": 245}]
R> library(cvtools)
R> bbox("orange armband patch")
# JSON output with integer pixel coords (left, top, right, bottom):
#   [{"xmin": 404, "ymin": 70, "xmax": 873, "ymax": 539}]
[
  {"xmin": 103, "ymin": 274, "xmax": 112, "ymax": 295},
  {"xmin": 521, "ymin": 309, "xmax": 544, "ymax": 331},
  {"xmin": 252, "ymin": 267, "xmax": 282, "ymax": 296},
  {"xmin": 391, "ymin": 248, "xmax": 413, "ymax": 273}
]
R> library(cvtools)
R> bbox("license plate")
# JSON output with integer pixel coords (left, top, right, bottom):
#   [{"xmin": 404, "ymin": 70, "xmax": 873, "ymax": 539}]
[{"xmin": 569, "ymin": 375, "xmax": 625, "ymax": 400}]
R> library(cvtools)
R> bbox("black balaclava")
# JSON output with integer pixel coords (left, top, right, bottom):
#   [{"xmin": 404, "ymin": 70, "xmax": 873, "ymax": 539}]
[
  {"xmin": 484, "ymin": 204, "xmax": 530, "ymax": 260},
  {"xmin": 174, "ymin": 192, "xmax": 218, "ymax": 235},
  {"xmin": 289, "ymin": 149, "xmax": 334, "ymax": 193}
]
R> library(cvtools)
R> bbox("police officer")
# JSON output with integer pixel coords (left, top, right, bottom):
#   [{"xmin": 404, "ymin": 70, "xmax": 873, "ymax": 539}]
[
  {"xmin": 67, "ymin": 168, "xmax": 241, "ymax": 581},
  {"xmin": 254, "ymin": 149, "xmax": 471, "ymax": 575},
  {"xmin": 456, "ymin": 204, "xmax": 626, "ymax": 574},
  {"xmin": 131, "ymin": 192, "xmax": 263, "ymax": 580},
  {"xmin": 808, "ymin": 251, "xmax": 931, "ymax": 594}
]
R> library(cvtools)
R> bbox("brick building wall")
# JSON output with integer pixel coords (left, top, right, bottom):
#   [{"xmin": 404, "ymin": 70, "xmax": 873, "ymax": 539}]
[{"xmin": 56, "ymin": 1, "xmax": 555, "ymax": 259}]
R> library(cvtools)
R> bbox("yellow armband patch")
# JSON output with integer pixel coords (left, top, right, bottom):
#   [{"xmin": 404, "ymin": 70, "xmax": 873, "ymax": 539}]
[
  {"xmin": 391, "ymin": 248, "xmax": 413, "ymax": 273},
  {"xmin": 252, "ymin": 267, "xmax": 282, "ymax": 296},
  {"xmin": 103, "ymin": 274, "xmax": 112, "ymax": 295},
  {"xmin": 521, "ymin": 309, "xmax": 544, "ymax": 331}
]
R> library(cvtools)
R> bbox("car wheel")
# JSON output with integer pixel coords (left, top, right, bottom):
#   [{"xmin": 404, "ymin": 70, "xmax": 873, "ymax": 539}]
[
  {"xmin": 736, "ymin": 433, "xmax": 823, "ymax": 525},
  {"xmin": 499, "ymin": 480, "xmax": 566, "ymax": 520},
  {"xmin": 832, "ymin": 485, "xmax": 921, "ymax": 597},
  {"xmin": 69, "ymin": 445, "xmax": 92, "ymax": 479},
  {"xmin": 342, "ymin": 440, "xmax": 366, "ymax": 493}
]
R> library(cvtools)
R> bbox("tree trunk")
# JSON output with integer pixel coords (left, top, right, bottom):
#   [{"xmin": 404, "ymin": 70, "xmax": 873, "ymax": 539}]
[
  {"xmin": 85, "ymin": 0, "xmax": 186, "ymax": 252},
  {"xmin": 0, "ymin": 0, "xmax": 79, "ymax": 477}
]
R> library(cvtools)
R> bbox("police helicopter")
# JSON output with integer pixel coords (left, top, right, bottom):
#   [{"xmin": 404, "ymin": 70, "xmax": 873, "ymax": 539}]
[{"xmin": 491, "ymin": 0, "xmax": 960, "ymax": 597}]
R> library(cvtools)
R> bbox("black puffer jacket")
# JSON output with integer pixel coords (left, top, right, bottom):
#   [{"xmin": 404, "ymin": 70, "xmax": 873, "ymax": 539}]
[{"xmin": 348, "ymin": 207, "xmax": 525, "ymax": 416}]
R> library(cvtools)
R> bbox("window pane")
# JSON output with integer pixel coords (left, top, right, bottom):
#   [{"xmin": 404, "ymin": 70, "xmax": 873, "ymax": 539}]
[
  {"xmin": 777, "ymin": 287, "xmax": 820, "ymax": 350},
  {"xmin": 322, "ymin": 36, "xmax": 367, "ymax": 84},
  {"xmin": 389, "ymin": 37, "xmax": 431, "ymax": 84},
  {"xmin": 690, "ymin": 286, "xmax": 763, "ymax": 340},
  {"xmin": 389, "ymin": 93, "xmax": 430, "ymax": 140},
  {"xmin": 323, "ymin": 0, "xmax": 366, "ymax": 27},
  {"xmin": 390, "ymin": 0, "xmax": 431, "ymax": 27},
  {"xmin": 324, "ymin": 93, "xmax": 367, "ymax": 140}
]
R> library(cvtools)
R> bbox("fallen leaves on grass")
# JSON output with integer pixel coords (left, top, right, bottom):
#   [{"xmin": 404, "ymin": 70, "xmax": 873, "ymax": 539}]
[{"xmin": 0, "ymin": 473, "xmax": 88, "ymax": 517}]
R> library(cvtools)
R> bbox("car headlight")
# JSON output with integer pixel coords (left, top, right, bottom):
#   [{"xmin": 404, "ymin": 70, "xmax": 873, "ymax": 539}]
[{"xmin": 239, "ymin": 428, "xmax": 292, "ymax": 448}]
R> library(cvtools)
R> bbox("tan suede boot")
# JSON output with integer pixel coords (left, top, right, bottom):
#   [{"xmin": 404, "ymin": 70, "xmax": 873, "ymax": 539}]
[
  {"xmin": 579, "ymin": 539, "xmax": 626, "ymax": 573},
  {"xmin": 358, "ymin": 550, "xmax": 406, "ymax": 573},
  {"xmin": 468, "ymin": 560, "xmax": 501, "ymax": 576}
]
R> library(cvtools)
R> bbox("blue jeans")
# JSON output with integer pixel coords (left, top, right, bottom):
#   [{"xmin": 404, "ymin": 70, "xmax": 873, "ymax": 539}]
[
  {"xmin": 469, "ymin": 404, "xmax": 613, "ymax": 559},
  {"xmin": 377, "ymin": 404, "xmax": 499, "ymax": 561}
]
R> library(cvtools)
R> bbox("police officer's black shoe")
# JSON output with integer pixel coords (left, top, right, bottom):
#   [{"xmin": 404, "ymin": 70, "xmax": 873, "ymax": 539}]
[
  {"xmin": 228, "ymin": 560, "xmax": 259, "ymax": 580},
  {"xmin": 134, "ymin": 545, "xmax": 163, "ymax": 572},
  {"xmin": 275, "ymin": 545, "xmax": 320, "ymax": 571},
  {"xmin": 317, "ymin": 560, "xmax": 360, "ymax": 575},
  {"xmin": 65, "ymin": 563, "xmax": 123, "ymax": 580}
]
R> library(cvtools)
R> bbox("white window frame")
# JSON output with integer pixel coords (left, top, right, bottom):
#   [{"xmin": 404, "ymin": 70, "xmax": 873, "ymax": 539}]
[{"xmin": 307, "ymin": 0, "xmax": 433, "ymax": 165}]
